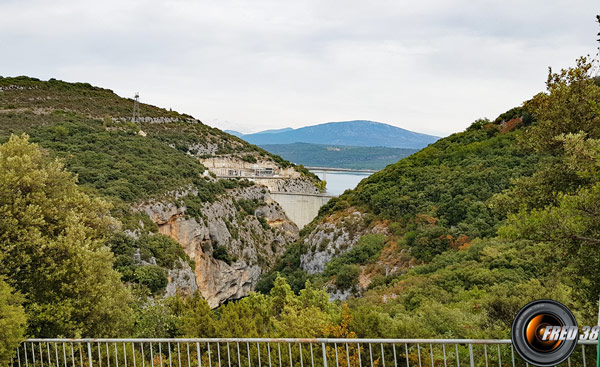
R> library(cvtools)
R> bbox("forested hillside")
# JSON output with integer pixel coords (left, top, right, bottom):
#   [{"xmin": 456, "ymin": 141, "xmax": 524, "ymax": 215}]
[
  {"xmin": 0, "ymin": 76, "xmax": 319, "ymax": 360},
  {"xmin": 258, "ymin": 143, "xmax": 418, "ymax": 170},
  {"xmin": 258, "ymin": 57, "xmax": 600, "ymax": 336}
]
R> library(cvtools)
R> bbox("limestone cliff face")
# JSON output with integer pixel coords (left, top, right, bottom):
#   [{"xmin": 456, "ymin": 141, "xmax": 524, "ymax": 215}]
[
  {"xmin": 300, "ymin": 208, "xmax": 388, "ymax": 274},
  {"xmin": 165, "ymin": 259, "xmax": 198, "ymax": 297},
  {"xmin": 135, "ymin": 185, "xmax": 298, "ymax": 308}
]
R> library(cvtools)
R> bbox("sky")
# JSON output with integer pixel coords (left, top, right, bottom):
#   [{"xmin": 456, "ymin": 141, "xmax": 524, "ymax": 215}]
[{"xmin": 1, "ymin": 1, "xmax": 598, "ymax": 137}]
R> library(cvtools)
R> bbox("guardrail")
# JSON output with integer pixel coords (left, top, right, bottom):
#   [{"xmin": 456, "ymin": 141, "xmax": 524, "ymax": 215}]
[
  {"xmin": 304, "ymin": 167, "xmax": 379, "ymax": 174},
  {"xmin": 12, "ymin": 338, "xmax": 599, "ymax": 367}
]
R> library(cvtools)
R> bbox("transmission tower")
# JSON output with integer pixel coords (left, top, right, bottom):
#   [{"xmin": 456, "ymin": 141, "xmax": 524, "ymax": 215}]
[{"xmin": 131, "ymin": 92, "xmax": 141, "ymax": 127}]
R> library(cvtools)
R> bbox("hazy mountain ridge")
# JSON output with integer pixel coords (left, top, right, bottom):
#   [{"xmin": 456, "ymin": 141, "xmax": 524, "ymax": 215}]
[{"xmin": 236, "ymin": 120, "xmax": 439, "ymax": 149}]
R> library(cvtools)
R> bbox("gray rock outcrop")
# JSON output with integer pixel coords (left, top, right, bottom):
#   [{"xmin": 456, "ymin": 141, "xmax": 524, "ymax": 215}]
[
  {"xmin": 165, "ymin": 259, "xmax": 198, "ymax": 297},
  {"xmin": 300, "ymin": 208, "xmax": 388, "ymax": 274},
  {"xmin": 135, "ymin": 185, "xmax": 299, "ymax": 308}
]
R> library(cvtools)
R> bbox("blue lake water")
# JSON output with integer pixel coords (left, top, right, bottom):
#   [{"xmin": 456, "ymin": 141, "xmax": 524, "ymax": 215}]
[{"xmin": 309, "ymin": 170, "xmax": 372, "ymax": 196}]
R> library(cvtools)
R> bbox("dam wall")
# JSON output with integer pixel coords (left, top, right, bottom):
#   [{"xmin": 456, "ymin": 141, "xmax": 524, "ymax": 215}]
[{"xmin": 269, "ymin": 192, "xmax": 334, "ymax": 229}]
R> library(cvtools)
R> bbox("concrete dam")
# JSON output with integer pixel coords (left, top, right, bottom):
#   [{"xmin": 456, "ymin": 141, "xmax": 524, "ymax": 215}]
[
  {"xmin": 204, "ymin": 158, "xmax": 353, "ymax": 229},
  {"xmin": 269, "ymin": 191, "xmax": 334, "ymax": 228}
]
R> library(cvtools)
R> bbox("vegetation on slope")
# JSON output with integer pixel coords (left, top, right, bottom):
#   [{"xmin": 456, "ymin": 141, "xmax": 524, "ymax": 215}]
[
  {"xmin": 0, "ymin": 76, "xmax": 189, "ymax": 120},
  {"xmin": 0, "ymin": 76, "xmax": 320, "ymax": 296},
  {"xmin": 258, "ymin": 55, "xmax": 600, "ymax": 337},
  {"xmin": 259, "ymin": 112, "xmax": 542, "ymax": 292},
  {"xmin": 25, "ymin": 116, "xmax": 212, "ymax": 202},
  {"xmin": 0, "ymin": 76, "xmax": 319, "ymax": 182},
  {"xmin": 259, "ymin": 142, "xmax": 418, "ymax": 170},
  {"xmin": 0, "ymin": 110, "xmax": 220, "ymax": 297},
  {"xmin": 343, "ymin": 57, "xmax": 600, "ymax": 337}
]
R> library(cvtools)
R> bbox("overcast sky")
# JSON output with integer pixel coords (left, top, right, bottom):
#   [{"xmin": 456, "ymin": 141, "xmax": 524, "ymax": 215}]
[{"xmin": 1, "ymin": 1, "xmax": 598, "ymax": 136}]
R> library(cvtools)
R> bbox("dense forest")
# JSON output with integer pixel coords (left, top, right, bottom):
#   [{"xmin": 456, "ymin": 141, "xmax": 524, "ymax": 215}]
[{"xmin": 1, "ymin": 26, "xmax": 600, "ymax": 367}]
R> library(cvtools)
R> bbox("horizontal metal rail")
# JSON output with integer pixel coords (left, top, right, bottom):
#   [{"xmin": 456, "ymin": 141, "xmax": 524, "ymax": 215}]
[
  {"xmin": 304, "ymin": 167, "xmax": 379, "ymax": 174},
  {"xmin": 12, "ymin": 338, "xmax": 599, "ymax": 367}
]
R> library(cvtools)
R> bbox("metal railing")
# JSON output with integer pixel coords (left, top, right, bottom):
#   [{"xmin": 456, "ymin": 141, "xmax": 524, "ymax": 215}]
[{"xmin": 11, "ymin": 338, "xmax": 599, "ymax": 367}]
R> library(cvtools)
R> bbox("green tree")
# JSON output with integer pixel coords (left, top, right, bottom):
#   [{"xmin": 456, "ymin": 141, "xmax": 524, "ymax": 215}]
[
  {"xmin": 269, "ymin": 274, "xmax": 297, "ymax": 315},
  {"xmin": 179, "ymin": 277, "xmax": 340, "ymax": 338},
  {"xmin": 214, "ymin": 293, "xmax": 271, "ymax": 337},
  {"xmin": 0, "ymin": 134, "xmax": 134, "ymax": 337},
  {"xmin": 0, "ymin": 276, "xmax": 26, "ymax": 367},
  {"xmin": 522, "ymin": 57, "xmax": 600, "ymax": 153},
  {"xmin": 268, "ymin": 277, "xmax": 339, "ymax": 337},
  {"xmin": 179, "ymin": 292, "xmax": 217, "ymax": 337},
  {"xmin": 134, "ymin": 296, "xmax": 182, "ymax": 338}
]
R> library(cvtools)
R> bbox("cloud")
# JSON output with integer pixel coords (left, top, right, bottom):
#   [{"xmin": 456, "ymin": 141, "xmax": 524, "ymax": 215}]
[{"xmin": 0, "ymin": 0, "xmax": 598, "ymax": 136}]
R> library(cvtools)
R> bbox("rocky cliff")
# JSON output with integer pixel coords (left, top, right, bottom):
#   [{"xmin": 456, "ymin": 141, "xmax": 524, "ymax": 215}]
[
  {"xmin": 136, "ymin": 184, "xmax": 299, "ymax": 307},
  {"xmin": 300, "ymin": 207, "xmax": 388, "ymax": 274}
]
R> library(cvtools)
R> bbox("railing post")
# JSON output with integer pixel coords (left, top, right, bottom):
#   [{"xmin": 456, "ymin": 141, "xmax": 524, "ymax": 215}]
[
  {"xmin": 88, "ymin": 343, "xmax": 93, "ymax": 367},
  {"xmin": 468, "ymin": 345, "xmax": 474, "ymax": 367},
  {"xmin": 321, "ymin": 344, "xmax": 327, "ymax": 367}
]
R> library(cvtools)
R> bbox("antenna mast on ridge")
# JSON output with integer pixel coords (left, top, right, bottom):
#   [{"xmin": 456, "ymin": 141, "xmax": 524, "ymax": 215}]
[{"xmin": 132, "ymin": 92, "xmax": 141, "ymax": 127}]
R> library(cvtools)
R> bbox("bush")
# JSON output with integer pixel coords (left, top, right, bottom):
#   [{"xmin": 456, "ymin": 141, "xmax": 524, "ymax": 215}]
[
  {"xmin": 324, "ymin": 234, "xmax": 386, "ymax": 277},
  {"xmin": 219, "ymin": 179, "xmax": 239, "ymax": 189},
  {"xmin": 242, "ymin": 154, "xmax": 257, "ymax": 163},
  {"xmin": 237, "ymin": 199, "xmax": 259, "ymax": 215},
  {"xmin": 258, "ymin": 216, "xmax": 270, "ymax": 230},
  {"xmin": 137, "ymin": 234, "xmax": 193, "ymax": 269},
  {"xmin": 335, "ymin": 264, "xmax": 361, "ymax": 289},
  {"xmin": 213, "ymin": 246, "xmax": 234, "ymax": 265},
  {"xmin": 410, "ymin": 226, "xmax": 453, "ymax": 262},
  {"xmin": 134, "ymin": 266, "xmax": 168, "ymax": 294}
]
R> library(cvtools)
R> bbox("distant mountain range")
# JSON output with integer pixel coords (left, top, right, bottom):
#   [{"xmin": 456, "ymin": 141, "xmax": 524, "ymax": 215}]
[{"xmin": 230, "ymin": 120, "xmax": 439, "ymax": 149}]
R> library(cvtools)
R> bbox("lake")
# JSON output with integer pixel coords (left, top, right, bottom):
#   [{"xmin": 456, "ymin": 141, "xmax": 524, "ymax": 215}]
[{"xmin": 309, "ymin": 170, "xmax": 372, "ymax": 196}]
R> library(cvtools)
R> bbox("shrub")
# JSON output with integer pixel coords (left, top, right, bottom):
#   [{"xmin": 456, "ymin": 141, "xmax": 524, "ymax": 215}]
[
  {"xmin": 137, "ymin": 234, "xmax": 194, "ymax": 269},
  {"xmin": 134, "ymin": 266, "xmax": 168, "ymax": 294},
  {"xmin": 242, "ymin": 154, "xmax": 257, "ymax": 163},
  {"xmin": 335, "ymin": 264, "xmax": 361, "ymax": 289},
  {"xmin": 258, "ymin": 216, "xmax": 270, "ymax": 230},
  {"xmin": 219, "ymin": 179, "xmax": 239, "ymax": 189},
  {"xmin": 238, "ymin": 199, "xmax": 259, "ymax": 215},
  {"xmin": 213, "ymin": 246, "xmax": 234, "ymax": 265}
]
